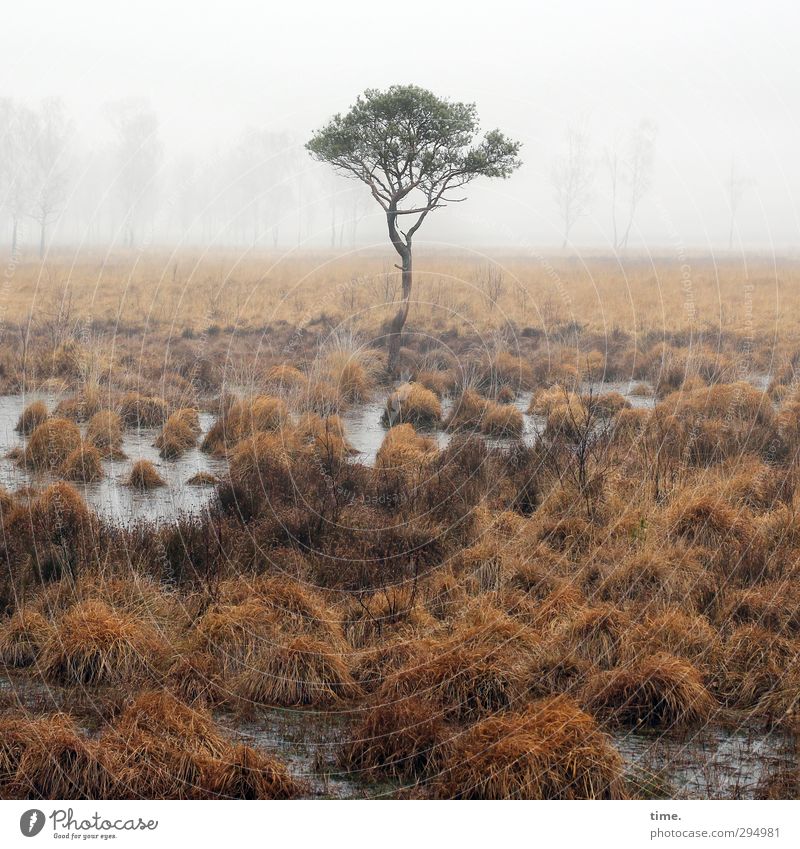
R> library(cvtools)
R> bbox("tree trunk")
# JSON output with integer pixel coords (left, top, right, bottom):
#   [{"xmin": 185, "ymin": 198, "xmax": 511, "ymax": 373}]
[
  {"xmin": 386, "ymin": 204, "xmax": 412, "ymax": 375},
  {"xmin": 387, "ymin": 251, "xmax": 412, "ymax": 375}
]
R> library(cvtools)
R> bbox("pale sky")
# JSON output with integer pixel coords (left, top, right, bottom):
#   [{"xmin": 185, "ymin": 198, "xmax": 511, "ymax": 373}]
[{"xmin": 3, "ymin": 0, "xmax": 799, "ymax": 250}]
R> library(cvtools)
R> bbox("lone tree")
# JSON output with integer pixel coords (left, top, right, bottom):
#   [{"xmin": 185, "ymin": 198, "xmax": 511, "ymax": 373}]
[{"xmin": 307, "ymin": 85, "xmax": 521, "ymax": 373}]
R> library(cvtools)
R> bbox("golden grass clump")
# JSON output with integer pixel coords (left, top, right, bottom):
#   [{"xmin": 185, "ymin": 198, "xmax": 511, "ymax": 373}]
[
  {"xmin": 190, "ymin": 599, "xmax": 281, "ymax": 673},
  {"xmin": 0, "ymin": 609, "xmax": 53, "ymax": 667},
  {"xmin": 15, "ymin": 400, "xmax": 48, "ymax": 435},
  {"xmin": 528, "ymin": 385, "xmax": 579, "ymax": 416},
  {"xmin": 596, "ymin": 549, "xmax": 712, "ymax": 612},
  {"xmin": 432, "ymin": 696, "xmax": 623, "ymax": 799},
  {"xmin": 480, "ymin": 400, "xmax": 524, "ymax": 438},
  {"xmin": 199, "ymin": 743, "xmax": 307, "ymax": 799},
  {"xmin": 233, "ymin": 635, "xmax": 361, "ymax": 707},
  {"xmin": 445, "ymin": 388, "xmax": 487, "ymax": 431},
  {"xmin": 187, "ymin": 471, "xmax": 218, "ymax": 486},
  {"xmin": 31, "ymin": 481, "xmax": 94, "ymax": 544},
  {"xmin": 635, "ymin": 609, "xmax": 719, "ymax": 667},
  {"xmin": 711, "ymin": 624, "xmax": 798, "ymax": 709},
  {"xmin": 582, "ymin": 653, "xmax": 716, "ymax": 728},
  {"xmin": 339, "ymin": 696, "xmax": 451, "ymax": 781},
  {"xmin": 375, "ymin": 423, "xmax": 437, "ymax": 472},
  {"xmin": 664, "ymin": 488, "xmax": 758, "ymax": 578},
  {"xmin": 112, "ymin": 690, "xmax": 228, "ymax": 758},
  {"xmin": 59, "ymin": 443, "xmax": 105, "ymax": 482},
  {"xmin": 485, "ymin": 351, "xmax": 535, "ymax": 393},
  {"xmin": 322, "ymin": 349, "xmax": 374, "ymax": 404},
  {"xmin": 22, "ymin": 417, "xmax": 82, "ymax": 470},
  {"xmin": 5, "ymin": 713, "xmax": 118, "ymax": 799},
  {"xmin": 296, "ymin": 412, "xmax": 354, "ymax": 465},
  {"xmin": 165, "ymin": 650, "xmax": 223, "ymax": 706},
  {"xmin": 382, "ymin": 382, "xmax": 442, "ymax": 427},
  {"xmin": 341, "ymin": 588, "xmax": 435, "ymax": 649},
  {"xmin": 156, "ymin": 409, "xmax": 199, "ymax": 459},
  {"xmin": 119, "ymin": 393, "xmax": 168, "ymax": 428},
  {"xmin": 555, "ymin": 605, "xmax": 634, "ymax": 669},
  {"xmin": 202, "ymin": 395, "xmax": 288, "ymax": 454},
  {"xmin": 41, "ymin": 599, "xmax": 166, "ymax": 686},
  {"xmin": 379, "ymin": 640, "xmax": 526, "ymax": 722},
  {"xmin": 126, "ymin": 459, "xmax": 166, "ymax": 489},
  {"xmin": 265, "ymin": 363, "xmax": 308, "ymax": 392},
  {"xmin": 227, "ymin": 430, "xmax": 294, "ymax": 499},
  {"xmin": 86, "ymin": 409, "xmax": 124, "ymax": 456}
]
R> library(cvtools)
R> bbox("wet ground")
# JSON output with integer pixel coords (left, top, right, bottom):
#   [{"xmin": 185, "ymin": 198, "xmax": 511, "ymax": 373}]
[
  {"xmin": 0, "ymin": 394, "xmax": 225, "ymax": 525},
  {"xmin": 616, "ymin": 724, "xmax": 796, "ymax": 799}
]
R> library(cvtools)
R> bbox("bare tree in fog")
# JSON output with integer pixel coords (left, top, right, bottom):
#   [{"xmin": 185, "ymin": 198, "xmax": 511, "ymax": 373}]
[
  {"xmin": 551, "ymin": 122, "xmax": 594, "ymax": 250},
  {"xmin": 27, "ymin": 98, "xmax": 72, "ymax": 258},
  {"xmin": 606, "ymin": 119, "xmax": 657, "ymax": 252},
  {"xmin": 0, "ymin": 99, "xmax": 36, "ymax": 255},
  {"xmin": 726, "ymin": 159, "xmax": 751, "ymax": 250},
  {"xmin": 307, "ymin": 85, "xmax": 521, "ymax": 373},
  {"xmin": 104, "ymin": 99, "xmax": 162, "ymax": 248},
  {"xmin": 234, "ymin": 129, "xmax": 296, "ymax": 248}
]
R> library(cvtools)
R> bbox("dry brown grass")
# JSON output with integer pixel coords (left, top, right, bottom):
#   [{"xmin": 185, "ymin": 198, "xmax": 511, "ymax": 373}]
[
  {"xmin": 445, "ymin": 389, "xmax": 487, "ymax": 431},
  {"xmin": 0, "ymin": 609, "xmax": 53, "ymax": 667},
  {"xmin": 198, "ymin": 743, "xmax": 306, "ymax": 799},
  {"xmin": 233, "ymin": 635, "xmax": 360, "ymax": 707},
  {"xmin": 582, "ymin": 653, "xmax": 716, "ymax": 728},
  {"xmin": 202, "ymin": 395, "xmax": 288, "ymax": 455},
  {"xmin": 2, "ymin": 713, "xmax": 118, "ymax": 799},
  {"xmin": 555, "ymin": 604, "xmax": 635, "ymax": 670},
  {"xmin": 59, "ymin": 443, "xmax": 105, "ymax": 482},
  {"xmin": 41, "ymin": 599, "xmax": 167, "ymax": 686},
  {"xmin": 375, "ymin": 423, "xmax": 437, "ymax": 472},
  {"xmin": 432, "ymin": 696, "xmax": 623, "ymax": 799},
  {"xmin": 711, "ymin": 624, "xmax": 798, "ymax": 709},
  {"xmin": 22, "ymin": 417, "xmax": 82, "ymax": 470},
  {"xmin": 119, "ymin": 393, "xmax": 168, "ymax": 428},
  {"xmin": 126, "ymin": 460, "xmax": 165, "ymax": 489},
  {"xmin": 339, "ymin": 696, "xmax": 451, "ymax": 782},
  {"xmin": 382, "ymin": 382, "xmax": 442, "ymax": 427},
  {"xmin": 86, "ymin": 409, "xmax": 125, "ymax": 457},
  {"xmin": 15, "ymin": 400, "xmax": 48, "ymax": 435},
  {"xmin": 156, "ymin": 409, "xmax": 199, "ymax": 459},
  {"xmin": 480, "ymin": 401, "xmax": 524, "ymax": 438}
]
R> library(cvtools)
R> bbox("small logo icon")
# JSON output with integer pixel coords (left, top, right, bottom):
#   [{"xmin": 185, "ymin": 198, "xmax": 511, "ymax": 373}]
[{"xmin": 20, "ymin": 810, "xmax": 45, "ymax": 837}]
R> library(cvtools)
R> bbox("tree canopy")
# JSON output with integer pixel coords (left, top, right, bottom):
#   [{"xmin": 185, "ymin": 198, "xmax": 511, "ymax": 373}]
[{"xmin": 306, "ymin": 85, "xmax": 521, "ymax": 229}]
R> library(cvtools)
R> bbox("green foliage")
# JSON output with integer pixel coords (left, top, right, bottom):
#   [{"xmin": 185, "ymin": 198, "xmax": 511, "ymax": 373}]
[{"xmin": 306, "ymin": 84, "xmax": 521, "ymax": 211}]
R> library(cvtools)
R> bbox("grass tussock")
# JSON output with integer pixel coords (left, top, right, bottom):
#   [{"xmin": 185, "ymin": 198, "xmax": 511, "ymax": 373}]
[
  {"xmin": 119, "ymin": 393, "xmax": 168, "ymax": 428},
  {"xmin": 432, "ymin": 696, "xmax": 623, "ymax": 799},
  {"xmin": 234, "ymin": 636, "xmax": 360, "ymax": 707},
  {"xmin": 382, "ymin": 382, "xmax": 442, "ymax": 427},
  {"xmin": 0, "ymin": 609, "xmax": 53, "ymax": 667},
  {"xmin": 86, "ymin": 409, "xmax": 125, "ymax": 457},
  {"xmin": 15, "ymin": 400, "xmax": 48, "ymax": 435},
  {"xmin": 339, "ymin": 696, "xmax": 450, "ymax": 781},
  {"xmin": 126, "ymin": 460, "xmax": 165, "ymax": 490},
  {"xmin": 41, "ymin": 599, "xmax": 167, "ymax": 686},
  {"xmin": 202, "ymin": 395, "xmax": 288, "ymax": 455},
  {"xmin": 22, "ymin": 417, "xmax": 82, "ymax": 470},
  {"xmin": 187, "ymin": 471, "xmax": 218, "ymax": 486},
  {"xmin": 156, "ymin": 409, "xmax": 200, "ymax": 459},
  {"xmin": 582, "ymin": 653, "xmax": 716, "ymax": 728},
  {"xmin": 480, "ymin": 401, "xmax": 524, "ymax": 438},
  {"xmin": 59, "ymin": 443, "xmax": 105, "ymax": 482},
  {"xmin": 199, "ymin": 743, "xmax": 307, "ymax": 799}
]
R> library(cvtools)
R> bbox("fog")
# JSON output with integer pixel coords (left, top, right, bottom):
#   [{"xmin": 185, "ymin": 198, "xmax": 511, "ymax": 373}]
[{"xmin": 2, "ymin": 0, "xmax": 798, "ymax": 254}]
